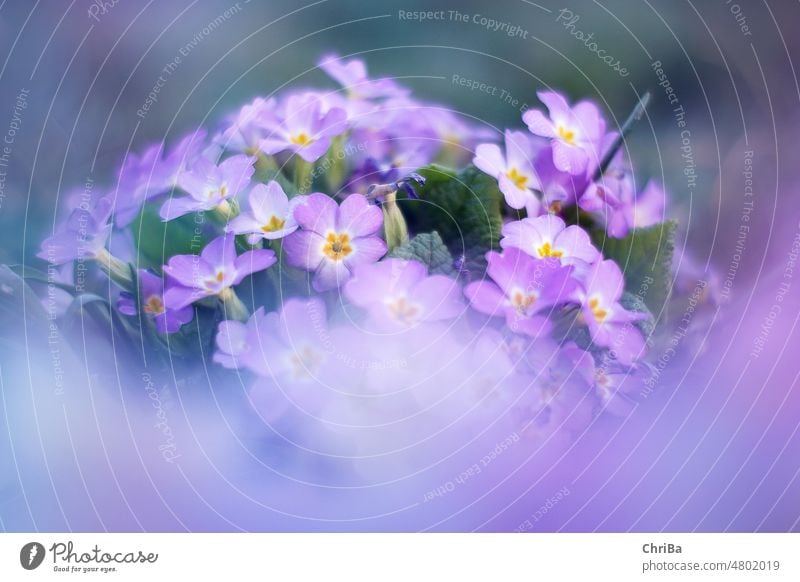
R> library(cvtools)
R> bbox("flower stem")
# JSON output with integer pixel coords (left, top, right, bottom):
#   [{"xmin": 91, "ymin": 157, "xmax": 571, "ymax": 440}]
[
  {"xmin": 95, "ymin": 249, "xmax": 134, "ymax": 290},
  {"xmin": 293, "ymin": 158, "xmax": 313, "ymax": 194},
  {"xmin": 218, "ymin": 287, "xmax": 249, "ymax": 322}
]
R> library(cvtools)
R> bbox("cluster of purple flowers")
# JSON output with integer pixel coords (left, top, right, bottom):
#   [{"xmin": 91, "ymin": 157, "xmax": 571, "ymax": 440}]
[{"xmin": 36, "ymin": 53, "xmax": 671, "ymax": 443}]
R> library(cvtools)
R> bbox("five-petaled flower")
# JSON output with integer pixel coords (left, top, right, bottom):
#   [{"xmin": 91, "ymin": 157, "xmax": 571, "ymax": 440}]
[
  {"xmin": 283, "ymin": 193, "xmax": 386, "ymax": 292},
  {"xmin": 473, "ymin": 130, "xmax": 542, "ymax": 210},
  {"xmin": 160, "ymin": 154, "xmax": 255, "ymax": 221},
  {"xmin": 163, "ymin": 235, "xmax": 276, "ymax": 309},
  {"xmin": 227, "ymin": 181, "xmax": 305, "ymax": 244},
  {"xmin": 259, "ymin": 94, "xmax": 347, "ymax": 163},
  {"xmin": 344, "ymin": 258, "xmax": 464, "ymax": 330},
  {"xmin": 577, "ymin": 259, "xmax": 648, "ymax": 365},
  {"xmin": 500, "ymin": 214, "xmax": 600, "ymax": 270},
  {"xmin": 118, "ymin": 270, "xmax": 194, "ymax": 334},
  {"xmin": 523, "ymin": 91, "xmax": 606, "ymax": 175},
  {"xmin": 464, "ymin": 247, "xmax": 576, "ymax": 336}
]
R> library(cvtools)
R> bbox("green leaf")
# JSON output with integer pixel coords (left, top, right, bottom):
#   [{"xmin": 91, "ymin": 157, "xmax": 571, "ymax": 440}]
[
  {"xmin": 132, "ymin": 206, "xmax": 210, "ymax": 269},
  {"xmin": 389, "ymin": 231, "xmax": 455, "ymax": 276},
  {"xmin": 401, "ymin": 164, "xmax": 503, "ymax": 275},
  {"xmin": 591, "ymin": 220, "xmax": 676, "ymax": 313}
]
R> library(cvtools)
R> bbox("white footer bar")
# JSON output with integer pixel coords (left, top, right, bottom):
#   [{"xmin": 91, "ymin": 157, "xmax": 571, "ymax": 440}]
[{"xmin": 1, "ymin": 533, "xmax": 797, "ymax": 581}]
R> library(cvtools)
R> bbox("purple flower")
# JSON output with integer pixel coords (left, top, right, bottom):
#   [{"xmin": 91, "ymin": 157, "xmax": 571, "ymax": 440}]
[
  {"xmin": 259, "ymin": 94, "xmax": 347, "ymax": 163},
  {"xmin": 114, "ymin": 129, "xmax": 208, "ymax": 226},
  {"xmin": 283, "ymin": 193, "xmax": 386, "ymax": 292},
  {"xmin": 577, "ymin": 259, "xmax": 647, "ymax": 365},
  {"xmin": 344, "ymin": 258, "xmax": 464, "ymax": 329},
  {"xmin": 118, "ymin": 270, "xmax": 193, "ymax": 334},
  {"xmin": 319, "ymin": 53, "xmax": 408, "ymax": 100},
  {"xmin": 218, "ymin": 97, "xmax": 275, "ymax": 153},
  {"xmin": 501, "ymin": 214, "xmax": 600, "ymax": 268},
  {"xmin": 162, "ymin": 235, "xmax": 276, "ymax": 309},
  {"xmin": 222, "ymin": 298, "xmax": 331, "ymax": 382},
  {"xmin": 213, "ymin": 307, "xmax": 271, "ymax": 372},
  {"xmin": 594, "ymin": 361, "xmax": 650, "ymax": 416},
  {"xmin": 531, "ymin": 146, "xmax": 592, "ymax": 215},
  {"xmin": 37, "ymin": 196, "xmax": 113, "ymax": 265},
  {"xmin": 581, "ymin": 174, "xmax": 665, "ymax": 238},
  {"xmin": 516, "ymin": 340, "xmax": 597, "ymax": 439},
  {"xmin": 523, "ymin": 91, "xmax": 606, "ymax": 175},
  {"xmin": 464, "ymin": 247, "xmax": 576, "ymax": 336},
  {"xmin": 227, "ymin": 181, "xmax": 305, "ymax": 243},
  {"xmin": 159, "ymin": 154, "xmax": 255, "ymax": 221},
  {"xmin": 473, "ymin": 130, "xmax": 542, "ymax": 210}
]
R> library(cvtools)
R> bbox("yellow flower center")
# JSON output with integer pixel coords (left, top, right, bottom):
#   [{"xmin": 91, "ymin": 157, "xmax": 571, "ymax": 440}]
[
  {"xmin": 589, "ymin": 297, "xmax": 608, "ymax": 322},
  {"xmin": 205, "ymin": 270, "xmax": 225, "ymax": 290},
  {"xmin": 323, "ymin": 232, "xmax": 353, "ymax": 262},
  {"xmin": 386, "ymin": 296, "xmax": 421, "ymax": 325},
  {"xmin": 511, "ymin": 290, "xmax": 536, "ymax": 315},
  {"xmin": 506, "ymin": 167, "xmax": 528, "ymax": 190},
  {"xmin": 143, "ymin": 295, "xmax": 165, "ymax": 315},
  {"xmin": 557, "ymin": 125, "xmax": 576, "ymax": 145},
  {"xmin": 537, "ymin": 241, "xmax": 563, "ymax": 258},
  {"xmin": 261, "ymin": 215, "xmax": 286, "ymax": 233},
  {"xmin": 290, "ymin": 132, "xmax": 313, "ymax": 146}
]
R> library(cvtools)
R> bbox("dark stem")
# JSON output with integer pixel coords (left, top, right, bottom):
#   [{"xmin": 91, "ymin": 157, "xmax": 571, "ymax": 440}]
[{"xmin": 592, "ymin": 91, "xmax": 651, "ymax": 182}]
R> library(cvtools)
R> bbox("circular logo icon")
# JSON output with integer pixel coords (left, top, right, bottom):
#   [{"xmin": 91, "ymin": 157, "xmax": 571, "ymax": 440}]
[{"xmin": 20, "ymin": 542, "xmax": 45, "ymax": 570}]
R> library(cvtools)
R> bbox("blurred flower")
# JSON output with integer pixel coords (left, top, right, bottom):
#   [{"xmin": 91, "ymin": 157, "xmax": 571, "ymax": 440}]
[
  {"xmin": 227, "ymin": 181, "xmax": 305, "ymax": 243},
  {"xmin": 118, "ymin": 270, "xmax": 193, "ymax": 334},
  {"xmin": 283, "ymin": 193, "xmax": 386, "ymax": 292},
  {"xmin": 581, "ymin": 172, "xmax": 665, "ymax": 238},
  {"xmin": 259, "ymin": 94, "xmax": 347, "ymax": 162},
  {"xmin": 213, "ymin": 307, "xmax": 271, "ymax": 372},
  {"xmin": 159, "ymin": 154, "xmax": 255, "ymax": 221},
  {"xmin": 245, "ymin": 298, "xmax": 331, "ymax": 382},
  {"xmin": 344, "ymin": 258, "xmax": 464, "ymax": 329},
  {"xmin": 473, "ymin": 130, "xmax": 542, "ymax": 210},
  {"xmin": 500, "ymin": 214, "xmax": 599, "ymax": 268},
  {"xmin": 319, "ymin": 53, "xmax": 408, "ymax": 100},
  {"xmin": 218, "ymin": 97, "xmax": 276, "ymax": 153},
  {"xmin": 523, "ymin": 91, "xmax": 606, "ymax": 175},
  {"xmin": 163, "ymin": 235, "xmax": 276, "ymax": 309},
  {"xmin": 577, "ymin": 259, "xmax": 647, "ymax": 364},
  {"xmin": 114, "ymin": 129, "xmax": 208, "ymax": 226},
  {"xmin": 464, "ymin": 247, "xmax": 576, "ymax": 336},
  {"xmin": 37, "ymin": 195, "xmax": 113, "ymax": 265}
]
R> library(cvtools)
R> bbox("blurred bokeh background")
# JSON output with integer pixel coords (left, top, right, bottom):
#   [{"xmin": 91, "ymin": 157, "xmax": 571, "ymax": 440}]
[{"xmin": 0, "ymin": 0, "xmax": 798, "ymax": 532}]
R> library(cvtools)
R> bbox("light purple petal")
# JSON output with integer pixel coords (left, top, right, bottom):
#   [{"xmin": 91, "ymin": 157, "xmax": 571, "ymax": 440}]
[
  {"xmin": 283, "ymin": 230, "xmax": 325, "ymax": 271},
  {"xmin": 552, "ymin": 141, "xmax": 589, "ymax": 175},
  {"xmin": 345, "ymin": 236, "xmax": 387, "ymax": 268},
  {"xmin": 473, "ymin": 143, "xmax": 506, "ymax": 178},
  {"xmin": 411, "ymin": 275, "xmax": 464, "ymax": 321},
  {"xmin": 313, "ymin": 259, "xmax": 351, "ymax": 292},
  {"xmin": 522, "ymin": 109, "xmax": 556, "ymax": 138},
  {"xmin": 337, "ymin": 193, "xmax": 383, "ymax": 237},
  {"xmin": 160, "ymin": 194, "xmax": 209, "ymax": 221},
  {"xmin": 464, "ymin": 280, "xmax": 506, "ymax": 317},
  {"xmin": 293, "ymin": 193, "xmax": 338, "ymax": 235},
  {"xmin": 233, "ymin": 249, "xmax": 277, "ymax": 283}
]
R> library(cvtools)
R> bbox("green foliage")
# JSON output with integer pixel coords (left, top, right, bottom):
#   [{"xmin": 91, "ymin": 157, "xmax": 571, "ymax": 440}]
[
  {"xmin": 401, "ymin": 164, "xmax": 503, "ymax": 275},
  {"xmin": 132, "ymin": 206, "xmax": 210, "ymax": 270},
  {"xmin": 592, "ymin": 221, "xmax": 676, "ymax": 313},
  {"xmin": 389, "ymin": 231, "xmax": 455, "ymax": 276}
]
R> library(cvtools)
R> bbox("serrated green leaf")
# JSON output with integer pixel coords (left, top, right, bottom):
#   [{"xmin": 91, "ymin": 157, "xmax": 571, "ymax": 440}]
[
  {"xmin": 388, "ymin": 231, "xmax": 455, "ymax": 276},
  {"xmin": 592, "ymin": 221, "xmax": 676, "ymax": 313},
  {"xmin": 401, "ymin": 164, "xmax": 502, "ymax": 276}
]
